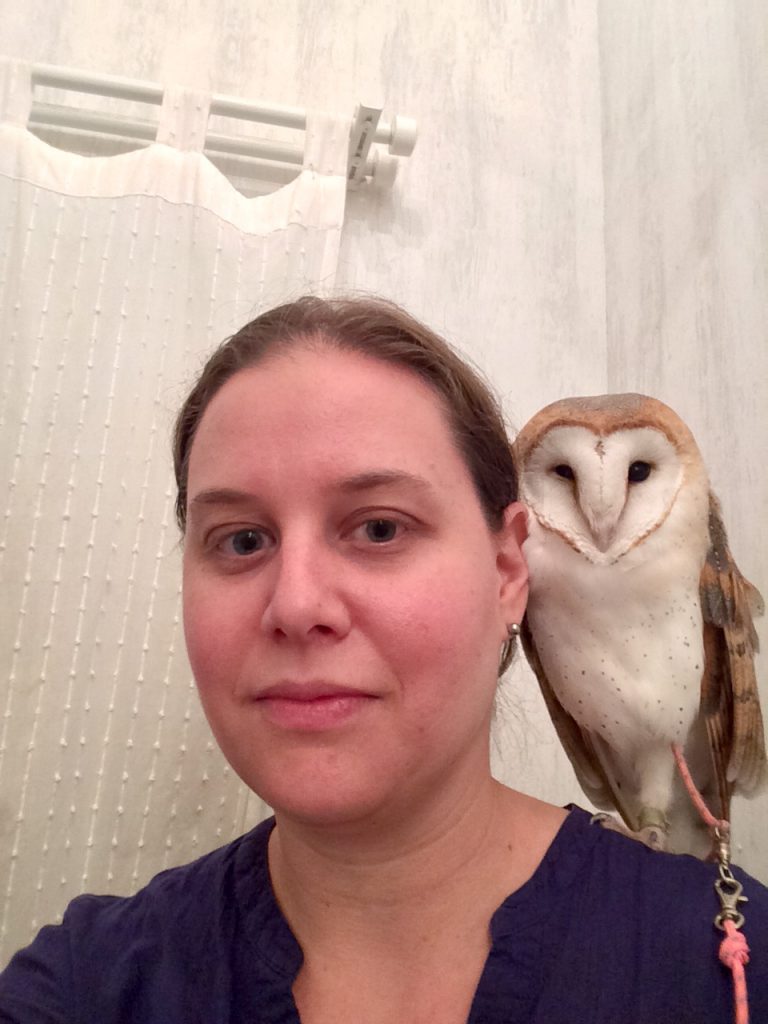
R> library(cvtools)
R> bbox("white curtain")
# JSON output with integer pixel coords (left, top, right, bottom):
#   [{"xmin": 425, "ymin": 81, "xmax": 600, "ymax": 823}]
[{"xmin": 0, "ymin": 59, "xmax": 349, "ymax": 964}]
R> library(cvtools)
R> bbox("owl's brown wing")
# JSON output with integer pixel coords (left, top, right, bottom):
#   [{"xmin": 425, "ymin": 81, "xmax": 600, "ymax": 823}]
[
  {"xmin": 699, "ymin": 493, "xmax": 767, "ymax": 818},
  {"xmin": 520, "ymin": 617, "xmax": 638, "ymax": 829}
]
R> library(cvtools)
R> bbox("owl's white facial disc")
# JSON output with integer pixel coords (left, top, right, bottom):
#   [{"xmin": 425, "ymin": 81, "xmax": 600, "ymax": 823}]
[{"xmin": 520, "ymin": 425, "xmax": 685, "ymax": 562}]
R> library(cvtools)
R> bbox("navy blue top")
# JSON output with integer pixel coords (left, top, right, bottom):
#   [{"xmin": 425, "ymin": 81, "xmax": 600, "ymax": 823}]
[{"xmin": 1, "ymin": 807, "xmax": 767, "ymax": 1023}]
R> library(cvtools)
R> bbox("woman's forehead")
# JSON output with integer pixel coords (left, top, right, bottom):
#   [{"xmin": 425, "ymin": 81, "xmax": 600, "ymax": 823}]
[{"xmin": 188, "ymin": 347, "xmax": 471, "ymax": 491}]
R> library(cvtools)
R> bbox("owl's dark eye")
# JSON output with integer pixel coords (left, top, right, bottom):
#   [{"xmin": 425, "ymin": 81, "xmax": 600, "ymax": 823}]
[
  {"xmin": 553, "ymin": 464, "xmax": 575, "ymax": 480},
  {"xmin": 628, "ymin": 460, "xmax": 652, "ymax": 483}
]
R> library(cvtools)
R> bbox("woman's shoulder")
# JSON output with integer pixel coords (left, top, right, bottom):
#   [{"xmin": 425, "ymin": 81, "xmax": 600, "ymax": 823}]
[
  {"xmin": 0, "ymin": 818, "xmax": 282, "ymax": 1022},
  {"xmin": 581, "ymin": 807, "xmax": 764, "ymax": 887},
  {"xmin": 551, "ymin": 806, "xmax": 768, "ymax": 924},
  {"xmin": 70, "ymin": 814, "xmax": 275, "ymax": 928},
  {"xmin": 529, "ymin": 806, "xmax": 768, "ymax": 1020}
]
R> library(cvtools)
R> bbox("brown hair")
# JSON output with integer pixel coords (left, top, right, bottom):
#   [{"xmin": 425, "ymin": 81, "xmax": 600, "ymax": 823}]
[{"xmin": 173, "ymin": 295, "xmax": 518, "ymax": 534}]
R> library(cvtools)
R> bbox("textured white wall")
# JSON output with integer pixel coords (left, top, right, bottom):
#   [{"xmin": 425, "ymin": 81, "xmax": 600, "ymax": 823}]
[
  {"xmin": 2, "ymin": 0, "xmax": 766, "ymax": 882},
  {"xmin": 596, "ymin": 0, "xmax": 768, "ymax": 869}
]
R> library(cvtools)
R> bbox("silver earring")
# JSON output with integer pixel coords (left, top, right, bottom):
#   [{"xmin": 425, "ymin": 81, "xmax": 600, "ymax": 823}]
[{"xmin": 499, "ymin": 622, "xmax": 521, "ymax": 675}]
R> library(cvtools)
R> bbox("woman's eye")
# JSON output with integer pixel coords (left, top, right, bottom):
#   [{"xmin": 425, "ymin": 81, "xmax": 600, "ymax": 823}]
[
  {"xmin": 220, "ymin": 529, "xmax": 269, "ymax": 556},
  {"xmin": 363, "ymin": 519, "xmax": 400, "ymax": 543}
]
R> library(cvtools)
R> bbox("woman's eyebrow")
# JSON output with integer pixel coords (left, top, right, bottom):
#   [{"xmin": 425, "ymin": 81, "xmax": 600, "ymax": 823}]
[
  {"xmin": 337, "ymin": 470, "xmax": 435, "ymax": 495},
  {"xmin": 189, "ymin": 488, "xmax": 255, "ymax": 511}
]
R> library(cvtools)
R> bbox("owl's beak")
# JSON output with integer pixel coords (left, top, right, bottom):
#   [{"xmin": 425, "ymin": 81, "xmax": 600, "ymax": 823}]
[
  {"xmin": 579, "ymin": 494, "xmax": 623, "ymax": 553},
  {"xmin": 589, "ymin": 519, "xmax": 618, "ymax": 552}
]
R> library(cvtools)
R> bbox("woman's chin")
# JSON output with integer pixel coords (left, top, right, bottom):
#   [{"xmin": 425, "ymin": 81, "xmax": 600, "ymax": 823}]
[
  {"xmin": 263, "ymin": 786, "xmax": 400, "ymax": 832},
  {"xmin": 232, "ymin": 757, "xmax": 412, "ymax": 831}
]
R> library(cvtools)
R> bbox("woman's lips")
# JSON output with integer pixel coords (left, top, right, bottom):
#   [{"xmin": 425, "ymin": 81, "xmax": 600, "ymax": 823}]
[{"xmin": 254, "ymin": 685, "xmax": 378, "ymax": 731}]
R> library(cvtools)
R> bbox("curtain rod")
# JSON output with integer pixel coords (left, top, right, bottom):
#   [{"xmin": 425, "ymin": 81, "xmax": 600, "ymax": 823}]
[
  {"xmin": 31, "ymin": 64, "xmax": 416, "ymax": 154},
  {"xmin": 28, "ymin": 63, "xmax": 417, "ymax": 189}
]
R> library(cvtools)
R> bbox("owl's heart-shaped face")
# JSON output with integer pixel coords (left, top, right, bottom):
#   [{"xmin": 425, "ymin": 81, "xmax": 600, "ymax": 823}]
[
  {"xmin": 519, "ymin": 424, "xmax": 685, "ymax": 561},
  {"xmin": 514, "ymin": 393, "xmax": 710, "ymax": 565}
]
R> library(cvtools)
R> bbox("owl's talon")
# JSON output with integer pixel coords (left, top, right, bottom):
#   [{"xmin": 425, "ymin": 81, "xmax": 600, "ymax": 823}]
[{"xmin": 589, "ymin": 812, "xmax": 624, "ymax": 833}]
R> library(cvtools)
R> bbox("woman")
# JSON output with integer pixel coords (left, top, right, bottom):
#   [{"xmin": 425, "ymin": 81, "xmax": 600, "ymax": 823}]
[{"xmin": 1, "ymin": 296, "xmax": 767, "ymax": 1022}]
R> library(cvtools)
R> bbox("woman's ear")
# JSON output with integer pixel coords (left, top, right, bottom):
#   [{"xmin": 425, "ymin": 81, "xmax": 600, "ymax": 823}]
[{"xmin": 496, "ymin": 502, "xmax": 529, "ymax": 626}]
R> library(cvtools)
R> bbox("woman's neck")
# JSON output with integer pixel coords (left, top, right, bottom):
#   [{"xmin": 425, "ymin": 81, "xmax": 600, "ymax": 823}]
[{"xmin": 268, "ymin": 777, "xmax": 566, "ymax": 961}]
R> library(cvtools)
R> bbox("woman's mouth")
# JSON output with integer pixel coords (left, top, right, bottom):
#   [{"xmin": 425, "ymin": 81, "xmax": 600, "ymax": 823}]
[{"xmin": 254, "ymin": 683, "xmax": 379, "ymax": 731}]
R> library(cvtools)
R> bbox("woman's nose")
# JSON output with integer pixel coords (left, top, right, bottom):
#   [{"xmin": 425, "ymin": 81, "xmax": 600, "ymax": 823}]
[{"xmin": 259, "ymin": 538, "xmax": 352, "ymax": 642}]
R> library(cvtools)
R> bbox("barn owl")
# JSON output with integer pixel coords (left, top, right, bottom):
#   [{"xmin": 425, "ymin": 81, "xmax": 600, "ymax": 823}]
[{"xmin": 513, "ymin": 393, "xmax": 766, "ymax": 857}]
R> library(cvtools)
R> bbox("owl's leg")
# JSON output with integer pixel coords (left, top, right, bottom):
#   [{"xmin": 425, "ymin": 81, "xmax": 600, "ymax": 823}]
[
  {"xmin": 590, "ymin": 743, "xmax": 675, "ymax": 850},
  {"xmin": 634, "ymin": 743, "xmax": 677, "ymax": 851},
  {"xmin": 636, "ymin": 807, "xmax": 669, "ymax": 851}
]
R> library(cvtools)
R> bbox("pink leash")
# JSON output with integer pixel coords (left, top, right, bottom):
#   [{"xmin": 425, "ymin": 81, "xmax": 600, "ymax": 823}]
[{"xmin": 672, "ymin": 743, "xmax": 751, "ymax": 1024}]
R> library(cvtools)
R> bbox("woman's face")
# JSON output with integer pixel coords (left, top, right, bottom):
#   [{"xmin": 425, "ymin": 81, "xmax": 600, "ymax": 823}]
[{"xmin": 182, "ymin": 344, "xmax": 528, "ymax": 827}]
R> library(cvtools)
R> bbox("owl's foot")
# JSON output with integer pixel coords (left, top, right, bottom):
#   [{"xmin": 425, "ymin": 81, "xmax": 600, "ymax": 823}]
[
  {"xmin": 590, "ymin": 812, "xmax": 629, "ymax": 837},
  {"xmin": 590, "ymin": 812, "xmax": 668, "ymax": 851},
  {"xmin": 636, "ymin": 824, "xmax": 667, "ymax": 851}
]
